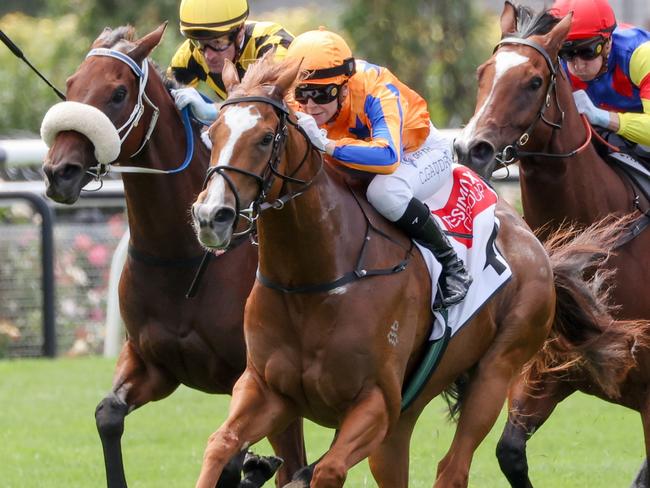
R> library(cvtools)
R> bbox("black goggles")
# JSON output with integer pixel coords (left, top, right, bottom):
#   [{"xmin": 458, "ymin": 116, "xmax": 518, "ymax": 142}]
[
  {"xmin": 294, "ymin": 84, "xmax": 341, "ymax": 105},
  {"xmin": 559, "ymin": 38, "xmax": 606, "ymax": 61},
  {"xmin": 190, "ymin": 30, "xmax": 238, "ymax": 53}
]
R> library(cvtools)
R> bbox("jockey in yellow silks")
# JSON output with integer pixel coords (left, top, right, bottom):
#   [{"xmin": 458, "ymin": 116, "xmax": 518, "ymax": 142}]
[
  {"xmin": 286, "ymin": 28, "xmax": 472, "ymax": 307},
  {"xmin": 167, "ymin": 0, "xmax": 293, "ymax": 122}
]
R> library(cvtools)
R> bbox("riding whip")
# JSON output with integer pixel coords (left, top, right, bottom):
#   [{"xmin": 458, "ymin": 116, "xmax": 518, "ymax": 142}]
[{"xmin": 0, "ymin": 29, "xmax": 65, "ymax": 100}]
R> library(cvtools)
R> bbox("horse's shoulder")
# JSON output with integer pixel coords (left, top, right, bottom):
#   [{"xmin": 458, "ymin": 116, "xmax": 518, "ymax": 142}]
[{"xmin": 325, "ymin": 164, "xmax": 410, "ymax": 244}]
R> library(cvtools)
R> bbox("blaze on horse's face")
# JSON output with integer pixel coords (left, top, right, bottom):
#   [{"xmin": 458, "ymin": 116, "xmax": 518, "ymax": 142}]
[
  {"xmin": 454, "ymin": 4, "xmax": 572, "ymax": 179},
  {"xmin": 192, "ymin": 100, "xmax": 279, "ymax": 249},
  {"xmin": 191, "ymin": 57, "xmax": 301, "ymax": 250},
  {"xmin": 41, "ymin": 25, "xmax": 165, "ymax": 203}
]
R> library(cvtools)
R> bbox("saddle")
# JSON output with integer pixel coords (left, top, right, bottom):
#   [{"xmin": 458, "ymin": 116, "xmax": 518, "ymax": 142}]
[{"xmin": 594, "ymin": 130, "xmax": 650, "ymax": 204}]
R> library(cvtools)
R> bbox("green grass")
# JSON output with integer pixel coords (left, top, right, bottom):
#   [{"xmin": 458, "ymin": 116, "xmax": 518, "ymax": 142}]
[{"xmin": 0, "ymin": 357, "xmax": 642, "ymax": 487}]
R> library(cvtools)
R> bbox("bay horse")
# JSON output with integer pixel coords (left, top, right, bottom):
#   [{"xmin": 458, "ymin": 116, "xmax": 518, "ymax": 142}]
[
  {"xmin": 40, "ymin": 24, "xmax": 305, "ymax": 487},
  {"xmin": 454, "ymin": 2, "xmax": 650, "ymax": 487},
  {"xmin": 188, "ymin": 52, "xmax": 629, "ymax": 488}
]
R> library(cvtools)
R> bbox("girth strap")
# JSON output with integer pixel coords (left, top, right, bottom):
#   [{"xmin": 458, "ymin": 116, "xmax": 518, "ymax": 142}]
[{"xmin": 401, "ymin": 312, "xmax": 452, "ymax": 411}]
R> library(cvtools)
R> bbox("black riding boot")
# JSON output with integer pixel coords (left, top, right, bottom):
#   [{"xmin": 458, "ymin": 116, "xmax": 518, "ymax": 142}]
[{"xmin": 395, "ymin": 198, "xmax": 472, "ymax": 308}]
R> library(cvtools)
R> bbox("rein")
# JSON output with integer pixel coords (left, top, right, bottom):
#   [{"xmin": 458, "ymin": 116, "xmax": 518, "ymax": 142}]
[{"xmin": 493, "ymin": 37, "xmax": 593, "ymax": 165}]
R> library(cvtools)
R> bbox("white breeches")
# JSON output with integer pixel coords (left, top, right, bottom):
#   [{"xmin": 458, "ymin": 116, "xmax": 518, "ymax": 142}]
[{"xmin": 366, "ymin": 124, "xmax": 453, "ymax": 222}]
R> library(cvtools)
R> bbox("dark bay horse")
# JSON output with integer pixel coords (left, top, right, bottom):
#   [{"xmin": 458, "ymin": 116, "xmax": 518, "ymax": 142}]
[
  {"xmin": 40, "ymin": 24, "xmax": 305, "ymax": 487},
  {"xmin": 454, "ymin": 3, "xmax": 650, "ymax": 486},
  {"xmin": 187, "ymin": 53, "xmax": 629, "ymax": 488}
]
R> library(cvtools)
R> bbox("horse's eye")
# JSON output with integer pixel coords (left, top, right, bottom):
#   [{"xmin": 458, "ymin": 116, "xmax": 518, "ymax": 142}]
[
  {"xmin": 260, "ymin": 133, "xmax": 274, "ymax": 146},
  {"xmin": 111, "ymin": 86, "xmax": 127, "ymax": 104},
  {"xmin": 529, "ymin": 77, "xmax": 543, "ymax": 91}
]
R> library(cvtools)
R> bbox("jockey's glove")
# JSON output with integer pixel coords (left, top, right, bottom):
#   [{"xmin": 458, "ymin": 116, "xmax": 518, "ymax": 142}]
[
  {"xmin": 295, "ymin": 112, "xmax": 331, "ymax": 152},
  {"xmin": 573, "ymin": 90, "xmax": 610, "ymax": 128},
  {"xmin": 200, "ymin": 129, "xmax": 212, "ymax": 150},
  {"xmin": 171, "ymin": 87, "xmax": 219, "ymax": 123}
]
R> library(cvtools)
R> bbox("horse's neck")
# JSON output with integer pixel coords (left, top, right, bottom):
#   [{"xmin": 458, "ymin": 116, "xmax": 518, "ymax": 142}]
[
  {"xmin": 122, "ymin": 92, "xmax": 209, "ymax": 257},
  {"xmin": 257, "ymin": 158, "xmax": 364, "ymax": 285},
  {"xmin": 519, "ymin": 74, "xmax": 632, "ymax": 231}
]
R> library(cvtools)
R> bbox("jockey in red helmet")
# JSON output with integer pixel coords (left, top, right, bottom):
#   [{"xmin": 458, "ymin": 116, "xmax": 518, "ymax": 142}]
[
  {"xmin": 550, "ymin": 0, "xmax": 650, "ymax": 147},
  {"xmin": 286, "ymin": 28, "xmax": 472, "ymax": 307}
]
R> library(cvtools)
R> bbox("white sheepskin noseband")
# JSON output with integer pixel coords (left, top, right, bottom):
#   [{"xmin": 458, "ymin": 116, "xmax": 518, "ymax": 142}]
[{"xmin": 40, "ymin": 101, "xmax": 121, "ymax": 164}]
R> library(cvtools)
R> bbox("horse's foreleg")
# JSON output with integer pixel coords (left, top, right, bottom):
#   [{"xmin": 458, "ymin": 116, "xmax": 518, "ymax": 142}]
[
  {"xmin": 266, "ymin": 418, "xmax": 306, "ymax": 485},
  {"xmin": 311, "ymin": 387, "xmax": 390, "ymax": 488},
  {"xmin": 96, "ymin": 341, "xmax": 179, "ymax": 488},
  {"xmin": 367, "ymin": 408, "xmax": 420, "ymax": 488},
  {"xmin": 196, "ymin": 369, "xmax": 295, "ymax": 488},
  {"xmin": 496, "ymin": 377, "xmax": 573, "ymax": 488},
  {"xmin": 279, "ymin": 436, "xmax": 336, "ymax": 487}
]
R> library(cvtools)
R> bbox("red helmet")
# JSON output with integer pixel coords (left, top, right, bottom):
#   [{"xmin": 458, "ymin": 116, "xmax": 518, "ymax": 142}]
[{"xmin": 550, "ymin": 0, "xmax": 617, "ymax": 40}]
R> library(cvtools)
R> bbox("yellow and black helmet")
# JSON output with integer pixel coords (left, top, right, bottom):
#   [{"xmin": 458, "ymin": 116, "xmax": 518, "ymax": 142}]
[{"xmin": 179, "ymin": 0, "xmax": 249, "ymax": 40}]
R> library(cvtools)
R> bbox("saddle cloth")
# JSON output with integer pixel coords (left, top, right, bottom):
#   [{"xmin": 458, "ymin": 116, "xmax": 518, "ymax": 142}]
[{"xmin": 417, "ymin": 164, "xmax": 512, "ymax": 340}]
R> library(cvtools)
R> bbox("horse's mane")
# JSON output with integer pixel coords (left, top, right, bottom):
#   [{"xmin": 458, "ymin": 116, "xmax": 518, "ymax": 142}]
[
  {"xmin": 232, "ymin": 52, "xmax": 300, "ymax": 100},
  {"xmin": 95, "ymin": 25, "xmax": 138, "ymax": 51},
  {"xmin": 509, "ymin": 3, "xmax": 561, "ymax": 39}
]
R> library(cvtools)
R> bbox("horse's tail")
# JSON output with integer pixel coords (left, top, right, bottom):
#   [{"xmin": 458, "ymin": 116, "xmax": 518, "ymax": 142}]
[{"xmin": 523, "ymin": 214, "xmax": 650, "ymax": 398}]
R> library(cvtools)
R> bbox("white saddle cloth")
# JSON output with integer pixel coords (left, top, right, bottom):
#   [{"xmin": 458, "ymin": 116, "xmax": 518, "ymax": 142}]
[{"xmin": 417, "ymin": 164, "xmax": 512, "ymax": 340}]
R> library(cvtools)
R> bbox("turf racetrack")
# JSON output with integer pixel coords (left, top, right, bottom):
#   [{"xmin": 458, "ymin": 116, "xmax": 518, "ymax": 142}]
[{"xmin": 0, "ymin": 357, "xmax": 641, "ymax": 487}]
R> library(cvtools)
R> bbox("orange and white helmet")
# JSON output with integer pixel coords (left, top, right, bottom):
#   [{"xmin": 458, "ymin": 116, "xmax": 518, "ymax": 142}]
[
  {"xmin": 550, "ymin": 0, "xmax": 617, "ymax": 41},
  {"xmin": 286, "ymin": 27, "xmax": 356, "ymax": 85}
]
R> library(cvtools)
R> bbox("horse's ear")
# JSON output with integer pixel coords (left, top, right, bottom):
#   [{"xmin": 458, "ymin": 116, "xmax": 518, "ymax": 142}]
[
  {"xmin": 222, "ymin": 59, "xmax": 241, "ymax": 93},
  {"xmin": 128, "ymin": 22, "xmax": 167, "ymax": 64},
  {"xmin": 274, "ymin": 58, "xmax": 302, "ymax": 97},
  {"xmin": 540, "ymin": 13, "xmax": 572, "ymax": 55},
  {"xmin": 500, "ymin": 1, "xmax": 518, "ymax": 37}
]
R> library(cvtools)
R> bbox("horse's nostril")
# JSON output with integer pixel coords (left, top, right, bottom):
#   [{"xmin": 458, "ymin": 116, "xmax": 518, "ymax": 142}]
[
  {"xmin": 214, "ymin": 208, "xmax": 235, "ymax": 225},
  {"xmin": 59, "ymin": 164, "xmax": 82, "ymax": 181},
  {"xmin": 469, "ymin": 141, "xmax": 495, "ymax": 165}
]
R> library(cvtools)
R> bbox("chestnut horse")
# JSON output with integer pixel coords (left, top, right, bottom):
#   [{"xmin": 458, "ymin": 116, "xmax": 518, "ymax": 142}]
[
  {"xmin": 40, "ymin": 24, "xmax": 305, "ymax": 487},
  {"xmin": 454, "ymin": 3, "xmax": 650, "ymax": 487},
  {"xmin": 187, "ymin": 53, "xmax": 628, "ymax": 488}
]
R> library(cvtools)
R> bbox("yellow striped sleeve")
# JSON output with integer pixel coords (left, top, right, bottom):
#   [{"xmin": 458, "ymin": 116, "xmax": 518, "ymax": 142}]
[
  {"xmin": 617, "ymin": 42, "xmax": 650, "ymax": 145},
  {"xmin": 618, "ymin": 99, "xmax": 650, "ymax": 146},
  {"xmin": 629, "ymin": 41, "xmax": 650, "ymax": 88}
]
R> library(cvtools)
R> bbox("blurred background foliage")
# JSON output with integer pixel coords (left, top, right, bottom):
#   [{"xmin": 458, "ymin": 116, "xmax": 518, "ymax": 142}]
[{"xmin": 0, "ymin": 0, "xmax": 499, "ymax": 135}]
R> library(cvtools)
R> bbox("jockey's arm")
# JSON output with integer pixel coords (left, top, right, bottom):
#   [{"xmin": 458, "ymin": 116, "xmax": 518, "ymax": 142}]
[
  {"xmin": 330, "ymin": 84, "xmax": 403, "ymax": 174},
  {"xmin": 616, "ymin": 42, "xmax": 650, "ymax": 146},
  {"xmin": 166, "ymin": 41, "xmax": 202, "ymax": 88}
]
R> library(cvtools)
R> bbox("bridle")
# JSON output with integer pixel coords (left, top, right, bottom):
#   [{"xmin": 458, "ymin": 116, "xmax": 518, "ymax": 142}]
[
  {"xmin": 197, "ymin": 94, "xmax": 412, "ymax": 296},
  {"xmin": 86, "ymin": 48, "xmax": 160, "ymax": 159},
  {"xmin": 84, "ymin": 48, "xmax": 197, "ymax": 178},
  {"xmin": 201, "ymin": 95, "xmax": 323, "ymax": 238},
  {"xmin": 493, "ymin": 37, "xmax": 592, "ymax": 166}
]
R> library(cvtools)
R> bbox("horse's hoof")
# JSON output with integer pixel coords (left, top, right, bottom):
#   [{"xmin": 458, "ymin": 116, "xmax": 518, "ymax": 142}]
[
  {"xmin": 239, "ymin": 452, "xmax": 284, "ymax": 487},
  {"xmin": 282, "ymin": 464, "xmax": 314, "ymax": 488}
]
